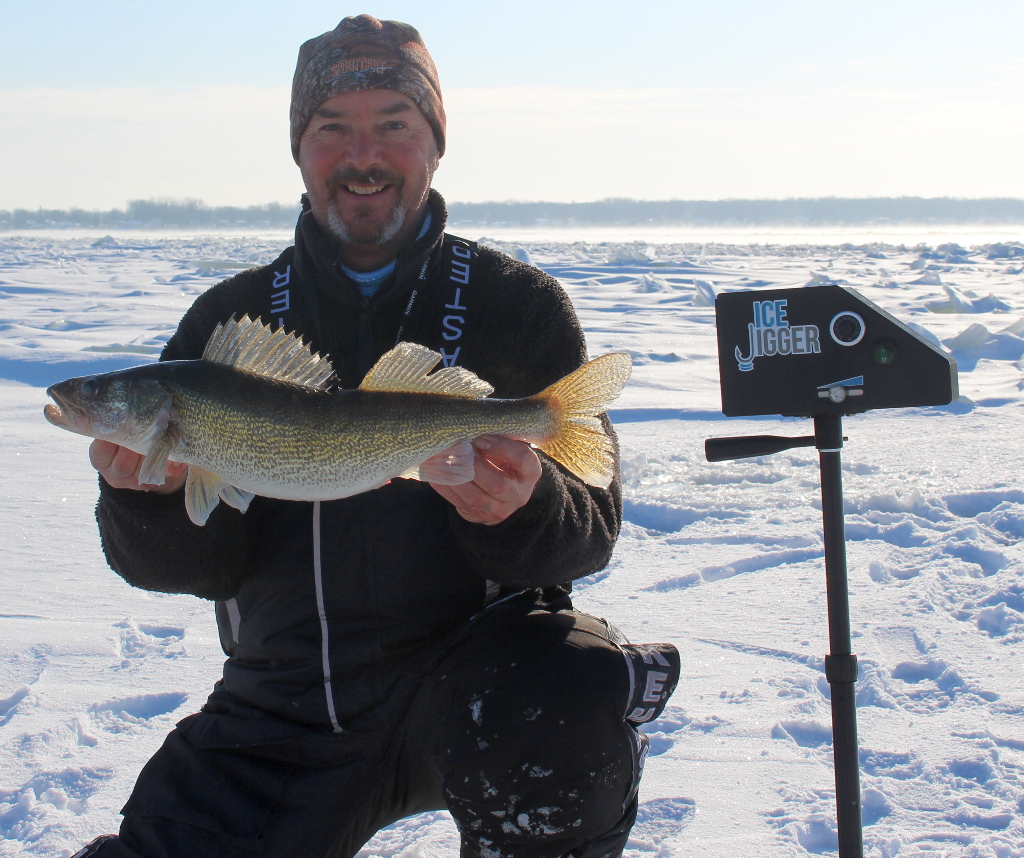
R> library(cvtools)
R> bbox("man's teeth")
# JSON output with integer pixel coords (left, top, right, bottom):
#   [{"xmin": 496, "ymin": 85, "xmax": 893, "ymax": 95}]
[{"xmin": 346, "ymin": 185, "xmax": 386, "ymax": 195}]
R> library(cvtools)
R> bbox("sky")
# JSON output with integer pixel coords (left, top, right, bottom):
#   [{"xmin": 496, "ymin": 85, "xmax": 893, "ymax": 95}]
[{"xmin": 2, "ymin": 0, "xmax": 1022, "ymax": 210}]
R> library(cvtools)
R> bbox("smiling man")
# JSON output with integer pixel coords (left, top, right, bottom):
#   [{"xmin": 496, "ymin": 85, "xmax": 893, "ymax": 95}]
[
  {"xmin": 76, "ymin": 15, "xmax": 678, "ymax": 858},
  {"xmin": 300, "ymin": 90, "xmax": 437, "ymax": 262}
]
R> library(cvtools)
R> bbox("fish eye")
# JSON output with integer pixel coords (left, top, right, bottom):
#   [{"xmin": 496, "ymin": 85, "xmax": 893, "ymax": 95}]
[{"xmin": 80, "ymin": 378, "xmax": 100, "ymax": 399}]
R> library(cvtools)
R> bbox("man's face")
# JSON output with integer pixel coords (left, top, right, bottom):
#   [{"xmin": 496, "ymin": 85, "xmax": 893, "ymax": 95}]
[{"xmin": 298, "ymin": 88, "xmax": 439, "ymax": 267}]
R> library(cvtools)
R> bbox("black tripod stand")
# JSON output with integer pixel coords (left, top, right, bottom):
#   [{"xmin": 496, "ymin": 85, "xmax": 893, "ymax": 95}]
[{"xmin": 707, "ymin": 414, "xmax": 862, "ymax": 857}]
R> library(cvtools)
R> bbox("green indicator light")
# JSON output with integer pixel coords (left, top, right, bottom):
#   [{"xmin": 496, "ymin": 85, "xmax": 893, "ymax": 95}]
[{"xmin": 872, "ymin": 340, "xmax": 897, "ymax": 366}]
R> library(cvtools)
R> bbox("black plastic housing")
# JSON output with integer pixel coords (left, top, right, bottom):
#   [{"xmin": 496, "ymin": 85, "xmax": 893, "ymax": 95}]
[{"xmin": 714, "ymin": 284, "xmax": 958, "ymax": 417}]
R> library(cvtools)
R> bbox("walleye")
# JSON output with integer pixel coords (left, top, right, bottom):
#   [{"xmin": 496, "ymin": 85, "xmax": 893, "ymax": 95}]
[{"xmin": 44, "ymin": 315, "xmax": 631, "ymax": 526}]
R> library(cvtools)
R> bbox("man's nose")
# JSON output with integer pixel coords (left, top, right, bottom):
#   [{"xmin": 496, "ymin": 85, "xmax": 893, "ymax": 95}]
[{"xmin": 343, "ymin": 130, "xmax": 384, "ymax": 169}]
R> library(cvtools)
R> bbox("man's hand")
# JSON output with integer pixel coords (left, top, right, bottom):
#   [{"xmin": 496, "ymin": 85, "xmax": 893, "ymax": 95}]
[
  {"xmin": 429, "ymin": 436, "xmax": 542, "ymax": 525},
  {"xmin": 89, "ymin": 439, "xmax": 187, "ymax": 494}
]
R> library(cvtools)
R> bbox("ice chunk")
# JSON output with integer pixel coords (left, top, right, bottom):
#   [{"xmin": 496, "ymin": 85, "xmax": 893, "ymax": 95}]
[
  {"xmin": 944, "ymin": 323, "xmax": 992, "ymax": 350},
  {"xmin": 606, "ymin": 244, "xmax": 651, "ymax": 265},
  {"xmin": 693, "ymin": 280, "xmax": 718, "ymax": 307},
  {"xmin": 912, "ymin": 270, "xmax": 944, "ymax": 286},
  {"xmin": 638, "ymin": 273, "xmax": 671, "ymax": 293},
  {"xmin": 513, "ymin": 246, "xmax": 533, "ymax": 266},
  {"xmin": 926, "ymin": 284, "xmax": 1011, "ymax": 313}
]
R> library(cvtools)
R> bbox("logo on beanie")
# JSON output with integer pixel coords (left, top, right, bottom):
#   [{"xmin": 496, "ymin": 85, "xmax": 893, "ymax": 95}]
[{"xmin": 328, "ymin": 57, "xmax": 397, "ymax": 79}]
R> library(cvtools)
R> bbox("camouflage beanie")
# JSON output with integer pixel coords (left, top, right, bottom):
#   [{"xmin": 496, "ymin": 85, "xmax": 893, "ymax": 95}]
[{"xmin": 290, "ymin": 15, "xmax": 446, "ymax": 164}]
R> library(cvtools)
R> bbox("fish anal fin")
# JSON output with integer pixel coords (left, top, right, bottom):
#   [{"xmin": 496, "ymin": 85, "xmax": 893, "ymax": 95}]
[
  {"xmin": 185, "ymin": 466, "xmax": 230, "ymax": 526},
  {"xmin": 397, "ymin": 440, "xmax": 477, "ymax": 486},
  {"xmin": 360, "ymin": 343, "xmax": 493, "ymax": 398},
  {"xmin": 202, "ymin": 315, "xmax": 335, "ymax": 392},
  {"xmin": 219, "ymin": 484, "xmax": 255, "ymax": 514}
]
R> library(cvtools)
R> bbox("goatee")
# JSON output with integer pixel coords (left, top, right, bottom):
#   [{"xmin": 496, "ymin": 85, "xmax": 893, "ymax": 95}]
[{"xmin": 326, "ymin": 199, "xmax": 407, "ymax": 246}]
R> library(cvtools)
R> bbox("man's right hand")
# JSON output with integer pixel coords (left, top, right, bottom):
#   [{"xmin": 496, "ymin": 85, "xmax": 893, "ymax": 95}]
[{"xmin": 90, "ymin": 439, "xmax": 188, "ymax": 494}]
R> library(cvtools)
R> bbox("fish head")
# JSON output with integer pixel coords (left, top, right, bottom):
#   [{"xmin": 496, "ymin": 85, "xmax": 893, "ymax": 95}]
[{"xmin": 44, "ymin": 370, "xmax": 173, "ymax": 451}]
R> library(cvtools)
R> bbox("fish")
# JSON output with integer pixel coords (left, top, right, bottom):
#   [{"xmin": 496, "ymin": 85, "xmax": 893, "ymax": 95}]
[{"xmin": 44, "ymin": 315, "xmax": 632, "ymax": 526}]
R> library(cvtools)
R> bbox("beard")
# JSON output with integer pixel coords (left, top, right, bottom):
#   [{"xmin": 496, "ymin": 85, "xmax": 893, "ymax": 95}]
[
  {"xmin": 326, "ymin": 197, "xmax": 407, "ymax": 246},
  {"xmin": 320, "ymin": 164, "xmax": 431, "ymax": 247}
]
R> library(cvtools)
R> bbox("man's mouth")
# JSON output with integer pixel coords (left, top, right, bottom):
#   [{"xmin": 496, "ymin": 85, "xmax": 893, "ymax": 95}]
[{"xmin": 344, "ymin": 183, "xmax": 390, "ymax": 195}]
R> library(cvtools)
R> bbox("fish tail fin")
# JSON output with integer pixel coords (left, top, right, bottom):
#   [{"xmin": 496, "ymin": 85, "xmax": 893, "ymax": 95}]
[{"xmin": 531, "ymin": 353, "xmax": 632, "ymax": 488}]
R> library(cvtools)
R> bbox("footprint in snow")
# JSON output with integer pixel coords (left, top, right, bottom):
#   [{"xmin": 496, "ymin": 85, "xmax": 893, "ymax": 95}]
[
  {"xmin": 0, "ymin": 766, "xmax": 113, "ymax": 830},
  {"xmin": 0, "ymin": 644, "xmax": 52, "ymax": 727},
  {"xmin": 88, "ymin": 692, "xmax": 189, "ymax": 733},
  {"xmin": 639, "ymin": 706, "xmax": 692, "ymax": 756},
  {"xmin": 624, "ymin": 797, "xmax": 696, "ymax": 855},
  {"xmin": 954, "ymin": 584, "xmax": 1024, "ymax": 640},
  {"xmin": 771, "ymin": 719, "xmax": 833, "ymax": 749},
  {"xmin": 115, "ymin": 619, "xmax": 186, "ymax": 667}
]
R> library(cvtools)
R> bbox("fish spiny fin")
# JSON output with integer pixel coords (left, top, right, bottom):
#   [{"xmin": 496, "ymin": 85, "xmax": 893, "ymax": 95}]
[
  {"xmin": 184, "ymin": 466, "xmax": 231, "ymax": 526},
  {"xmin": 202, "ymin": 315, "xmax": 335, "ymax": 391},
  {"xmin": 531, "ymin": 353, "xmax": 632, "ymax": 489},
  {"xmin": 359, "ymin": 342, "xmax": 494, "ymax": 398}
]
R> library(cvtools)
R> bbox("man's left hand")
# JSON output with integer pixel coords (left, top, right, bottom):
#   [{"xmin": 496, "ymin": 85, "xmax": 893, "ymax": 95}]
[{"xmin": 430, "ymin": 436, "xmax": 542, "ymax": 525}]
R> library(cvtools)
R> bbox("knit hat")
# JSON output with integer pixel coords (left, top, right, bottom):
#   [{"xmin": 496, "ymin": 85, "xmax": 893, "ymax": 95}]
[{"xmin": 290, "ymin": 15, "xmax": 446, "ymax": 164}]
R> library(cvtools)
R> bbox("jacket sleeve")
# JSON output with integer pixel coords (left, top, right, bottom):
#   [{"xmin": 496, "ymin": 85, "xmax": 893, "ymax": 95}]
[
  {"xmin": 94, "ymin": 276, "xmax": 265, "ymax": 600},
  {"xmin": 447, "ymin": 257, "xmax": 623, "ymax": 589}
]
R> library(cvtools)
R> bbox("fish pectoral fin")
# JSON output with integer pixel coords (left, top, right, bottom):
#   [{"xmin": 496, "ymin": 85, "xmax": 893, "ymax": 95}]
[
  {"xmin": 219, "ymin": 484, "xmax": 255, "ymax": 514},
  {"xmin": 398, "ymin": 440, "xmax": 477, "ymax": 486},
  {"xmin": 185, "ymin": 466, "xmax": 231, "ymax": 526},
  {"xmin": 138, "ymin": 429, "xmax": 179, "ymax": 486},
  {"xmin": 359, "ymin": 342, "xmax": 493, "ymax": 398}
]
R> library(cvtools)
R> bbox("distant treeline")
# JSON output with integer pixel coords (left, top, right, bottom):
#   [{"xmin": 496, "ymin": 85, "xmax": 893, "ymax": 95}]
[
  {"xmin": 448, "ymin": 197, "xmax": 1024, "ymax": 227},
  {"xmin": 3, "ymin": 196, "xmax": 1024, "ymax": 230},
  {"xmin": 0, "ymin": 199, "xmax": 302, "ymax": 230}
]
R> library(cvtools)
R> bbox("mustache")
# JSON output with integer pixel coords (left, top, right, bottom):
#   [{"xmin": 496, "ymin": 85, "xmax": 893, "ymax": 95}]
[{"xmin": 327, "ymin": 167, "xmax": 404, "ymax": 189}]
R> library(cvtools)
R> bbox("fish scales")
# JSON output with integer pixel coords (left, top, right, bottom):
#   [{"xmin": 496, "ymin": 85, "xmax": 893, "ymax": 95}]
[{"xmin": 158, "ymin": 362, "xmax": 554, "ymax": 499}]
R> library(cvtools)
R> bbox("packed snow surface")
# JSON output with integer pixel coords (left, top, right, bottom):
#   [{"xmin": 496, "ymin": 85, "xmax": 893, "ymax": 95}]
[{"xmin": 2, "ymin": 228, "xmax": 1024, "ymax": 857}]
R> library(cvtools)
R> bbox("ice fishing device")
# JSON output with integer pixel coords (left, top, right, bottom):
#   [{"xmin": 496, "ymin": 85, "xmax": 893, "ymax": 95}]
[{"xmin": 705, "ymin": 284, "xmax": 957, "ymax": 858}]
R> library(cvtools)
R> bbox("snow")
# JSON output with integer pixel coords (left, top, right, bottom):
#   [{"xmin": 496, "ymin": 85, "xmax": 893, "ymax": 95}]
[{"xmin": 2, "ymin": 227, "xmax": 1024, "ymax": 857}]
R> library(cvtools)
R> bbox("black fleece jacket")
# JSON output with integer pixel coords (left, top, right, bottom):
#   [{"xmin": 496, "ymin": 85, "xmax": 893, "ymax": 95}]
[{"xmin": 94, "ymin": 191, "xmax": 622, "ymax": 727}]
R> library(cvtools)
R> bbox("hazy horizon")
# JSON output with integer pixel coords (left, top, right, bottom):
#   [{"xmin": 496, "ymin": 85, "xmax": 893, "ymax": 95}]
[{"xmin": 5, "ymin": 197, "xmax": 1024, "ymax": 236}]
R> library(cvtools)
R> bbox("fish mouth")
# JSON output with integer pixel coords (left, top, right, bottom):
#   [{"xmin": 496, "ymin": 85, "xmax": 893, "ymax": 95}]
[
  {"xmin": 44, "ymin": 387, "xmax": 83, "ymax": 429},
  {"xmin": 43, "ymin": 402, "xmax": 65, "ymax": 426}
]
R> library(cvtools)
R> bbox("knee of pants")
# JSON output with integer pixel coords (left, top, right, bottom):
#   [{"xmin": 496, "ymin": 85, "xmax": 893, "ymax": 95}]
[
  {"xmin": 427, "ymin": 612, "xmax": 643, "ymax": 854},
  {"xmin": 441, "ymin": 718, "xmax": 643, "ymax": 858}
]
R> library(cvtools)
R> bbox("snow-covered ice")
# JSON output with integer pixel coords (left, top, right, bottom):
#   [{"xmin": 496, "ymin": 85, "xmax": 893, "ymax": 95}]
[{"xmin": 2, "ymin": 228, "xmax": 1024, "ymax": 857}]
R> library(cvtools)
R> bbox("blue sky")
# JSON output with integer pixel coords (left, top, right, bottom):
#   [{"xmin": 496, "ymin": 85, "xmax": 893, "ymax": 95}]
[{"xmin": 2, "ymin": 1, "xmax": 1022, "ymax": 208}]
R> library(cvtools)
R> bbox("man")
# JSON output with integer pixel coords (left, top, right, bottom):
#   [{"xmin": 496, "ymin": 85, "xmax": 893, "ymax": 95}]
[{"xmin": 76, "ymin": 15, "xmax": 678, "ymax": 858}]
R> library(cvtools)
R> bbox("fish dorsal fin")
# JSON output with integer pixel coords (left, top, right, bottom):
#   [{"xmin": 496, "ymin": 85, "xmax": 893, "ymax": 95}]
[
  {"xmin": 202, "ymin": 315, "xmax": 335, "ymax": 392},
  {"xmin": 359, "ymin": 343, "xmax": 494, "ymax": 398}
]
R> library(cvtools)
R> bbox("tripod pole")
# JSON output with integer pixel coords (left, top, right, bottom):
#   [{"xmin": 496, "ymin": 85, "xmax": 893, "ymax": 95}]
[{"xmin": 814, "ymin": 414, "xmax": 863, "ymax": 858}]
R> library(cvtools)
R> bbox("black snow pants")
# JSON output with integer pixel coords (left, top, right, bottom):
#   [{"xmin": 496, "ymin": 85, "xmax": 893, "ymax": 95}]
[{"xmin": 91, "ymin": 602, "xmax": 679, "ymax": 858}]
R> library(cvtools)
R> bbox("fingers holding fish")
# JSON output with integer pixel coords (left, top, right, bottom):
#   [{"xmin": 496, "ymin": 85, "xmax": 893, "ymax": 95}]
[
  {"xmin": 89, "ymin": 439, "xmax": 187, "ymax": 494},
  {"xmin": 430, "ymin": 436, "xmax": 542, "ymax": 525}
]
